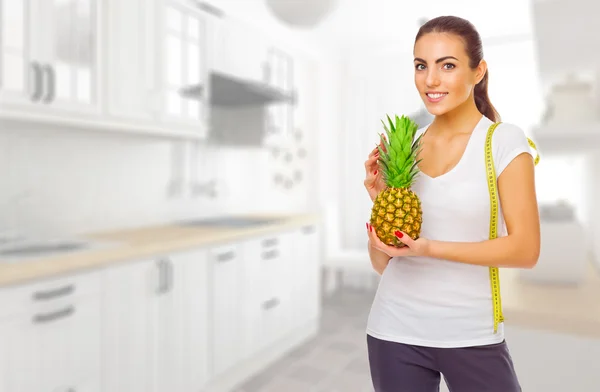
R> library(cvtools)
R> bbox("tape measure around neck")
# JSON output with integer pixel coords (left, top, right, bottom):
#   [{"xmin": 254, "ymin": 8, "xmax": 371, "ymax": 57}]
[{"xmin": 485, "ymin": 122, "xmax": 539, "ymax": 333}]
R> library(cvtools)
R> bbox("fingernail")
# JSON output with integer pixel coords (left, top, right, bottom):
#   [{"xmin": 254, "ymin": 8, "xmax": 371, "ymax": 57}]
[
  {"xmin": 395, "ymin": 231, "xmax": 403, "ymax": 238},
  {"xmin": 366, "ymin": 222, "xmax": 369, "ymax": 230},
  {"xmin": 374, "ymin": 170, "xmax": 378, "ymax": 175}
]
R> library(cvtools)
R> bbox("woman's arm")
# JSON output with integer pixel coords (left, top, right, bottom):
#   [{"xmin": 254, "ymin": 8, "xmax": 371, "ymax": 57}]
[
  {"xmin": 428, "ymin": 153, "xmax": 540, "ymax": 268},
  {"xmin": 369, "ymin": 238, "xmax": 392, "ymax": 274},
  {"xmin": 368, "ymin": 153, "xmax": 541, "ymax": 269}
]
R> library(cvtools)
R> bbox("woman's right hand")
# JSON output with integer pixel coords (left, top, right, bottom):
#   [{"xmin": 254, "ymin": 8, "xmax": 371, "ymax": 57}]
[{"xmin": 364, "ymin": 135, "xmax": 387, "ymax": 202}]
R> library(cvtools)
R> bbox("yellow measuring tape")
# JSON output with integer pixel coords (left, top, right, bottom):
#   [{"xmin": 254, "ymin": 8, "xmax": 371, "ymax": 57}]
[{"xmin": 485, "ymin": 123, "xmax": 540, "ymax": 333}]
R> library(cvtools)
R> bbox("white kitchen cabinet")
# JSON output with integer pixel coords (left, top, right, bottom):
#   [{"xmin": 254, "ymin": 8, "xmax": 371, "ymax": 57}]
[
  {"xmin": 104, "ymin": 0, "xmax": 158, "ymax": 123},
  {"xmin": 290, "ymin": 224, "xmax": 322, "ymax": 326},
  {"xmin": 103, "ymin": 248, "xmax": 209, "ymax": 392},
  {"xmin": 240, "ymin": 232, "xmax": 295, "ymax": 359},
  {"xmin": 157, "ymin": 0, "xmax": 209, "ymax": 135},
  {"xmin": 0, "ymin": 0, "xmax": 101, "ymax": 115},
  {"xmin": 210, "ymin": 243, "xmax": 245, "ymax": 377},
  {"xmin": 0, "ymin": 271, "xmax": 102, "ymax": 392}
]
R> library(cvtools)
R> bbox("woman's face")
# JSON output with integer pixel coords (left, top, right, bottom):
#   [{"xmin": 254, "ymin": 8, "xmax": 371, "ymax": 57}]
[{"xmin": 413, "ymin": 32, "xmax": 485, "ymax": 116}]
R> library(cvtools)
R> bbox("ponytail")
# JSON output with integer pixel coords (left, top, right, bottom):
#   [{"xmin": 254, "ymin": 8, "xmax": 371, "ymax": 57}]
[{"xmin": 474, "ymin": 70, "xmax": 500, "ymax": 122}]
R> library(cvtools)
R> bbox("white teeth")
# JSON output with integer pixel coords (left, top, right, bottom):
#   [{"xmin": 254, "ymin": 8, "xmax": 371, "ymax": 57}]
[{"xmin": 427, "ymin": 93, "xmax": 447, "ymax": 99}]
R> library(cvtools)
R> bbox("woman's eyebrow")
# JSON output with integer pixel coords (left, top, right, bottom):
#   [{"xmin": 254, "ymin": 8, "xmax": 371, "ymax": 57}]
[{"xmin": 413, "ymin": 56, "xmax": 459, "ymax": 63}]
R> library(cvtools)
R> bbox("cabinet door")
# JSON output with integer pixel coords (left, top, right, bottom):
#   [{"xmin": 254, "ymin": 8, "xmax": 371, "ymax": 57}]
[
  {"xmin": 0, "ymin": 316, "xmax": 41, "ymax": 392},
  {"xmin": 103, "ymin": 259, "xmax": 159, "ymax": 392},
  {"xmin": 105, "ymin": 0, "xmax": 158, "ymax": 122},
  {"xmin": 210, "ymin": 244, "xmax": 243, "ymax": 377},
  {"xmin": 0, "ymin": 0, "xmax": 42, "ymax": 108},
  {"xmin": 38, "ymin": 0, "xmax": 101, "ymax": 114},
  {"xmin": 291, "ymin": 224, "xmax": 322, "ymax": 327},
  {"xmin": 160, "ymin": 0, "xmax": 208, "ymax": 133},
  {"xmin": 156, "ymin": 249, "xmax": 209, "ymax": 392}
]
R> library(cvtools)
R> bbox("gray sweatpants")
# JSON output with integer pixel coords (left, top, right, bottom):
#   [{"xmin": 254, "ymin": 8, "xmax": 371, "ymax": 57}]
[{"xmin": 367, "ymin": 334, "xmax": 521, "ymax": 392}]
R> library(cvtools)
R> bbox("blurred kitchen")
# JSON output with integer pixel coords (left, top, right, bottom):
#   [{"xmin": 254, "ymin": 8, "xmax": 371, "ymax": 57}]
[{"xmin": 0, "ymin": 0, "xmax": 599, "ymax": 391}]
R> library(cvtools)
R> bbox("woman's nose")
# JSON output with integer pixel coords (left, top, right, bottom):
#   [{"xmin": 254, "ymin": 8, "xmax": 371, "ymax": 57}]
[{"xmin": 426, "ymin": 70, "xmax": 440, "ymax": 87}]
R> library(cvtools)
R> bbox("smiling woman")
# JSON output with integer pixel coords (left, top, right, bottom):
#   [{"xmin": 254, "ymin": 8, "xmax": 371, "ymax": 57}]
[{"xmin": 362, "ymin": 15, "xmax": 540, "ymax": 392}]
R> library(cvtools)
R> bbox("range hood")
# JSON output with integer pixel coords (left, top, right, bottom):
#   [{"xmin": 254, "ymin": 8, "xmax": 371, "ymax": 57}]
[{"xmin": 208, "ymin": 71, "xmax": 296, "ymax": 107}]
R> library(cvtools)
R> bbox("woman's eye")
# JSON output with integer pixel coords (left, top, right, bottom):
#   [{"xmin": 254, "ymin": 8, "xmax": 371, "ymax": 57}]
[
  {"xmin": 443, "ymin": 63, "xmax": 455, "ymax": 70},
  {"xmin": 415, "ymin": 64, "xmax": 425, "ymax": 71}
]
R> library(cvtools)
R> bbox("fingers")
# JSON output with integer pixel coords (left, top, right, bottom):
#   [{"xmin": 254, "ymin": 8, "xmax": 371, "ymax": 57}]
[{"xmin": 394, "ymin": 230, "xmax": 411, "ymax": 246}]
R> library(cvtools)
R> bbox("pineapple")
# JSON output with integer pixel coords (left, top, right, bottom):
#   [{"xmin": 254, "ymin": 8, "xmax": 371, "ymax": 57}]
[{"xmin": 370, "ymin": 114, "xmax": 424, "ymax": 247}]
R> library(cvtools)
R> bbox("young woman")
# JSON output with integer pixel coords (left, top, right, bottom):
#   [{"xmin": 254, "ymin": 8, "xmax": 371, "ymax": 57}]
[{"xmin": 362, "ymin": 16, "xmax": 540, "ymax": 392}]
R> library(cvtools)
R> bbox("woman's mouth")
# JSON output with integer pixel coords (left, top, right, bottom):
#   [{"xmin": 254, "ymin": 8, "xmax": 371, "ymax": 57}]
[{"xmin": 426, "ymin": 92, "xmax": 448, "ymax": 103}]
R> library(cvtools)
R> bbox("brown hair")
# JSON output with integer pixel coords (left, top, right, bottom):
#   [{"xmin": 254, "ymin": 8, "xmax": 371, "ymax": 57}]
[{"xmin": 415, "ymin": 16, "xmax": 500, "ymax": 122}]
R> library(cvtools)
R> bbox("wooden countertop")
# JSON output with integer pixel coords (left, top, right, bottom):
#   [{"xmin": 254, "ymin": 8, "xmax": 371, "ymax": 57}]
[
  {"xmin": 0, "ymin": 213, "xmax": 321, "ymax": 287},
  {"xmin": 501, "ymin": 262, "xmax": 600, "ymax": 338}
]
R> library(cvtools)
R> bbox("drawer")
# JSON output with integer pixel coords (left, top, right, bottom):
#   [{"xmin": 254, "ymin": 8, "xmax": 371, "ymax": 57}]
[{"xmin": 0, "ymin": 270, "xmax": 102, "ymax": 318}]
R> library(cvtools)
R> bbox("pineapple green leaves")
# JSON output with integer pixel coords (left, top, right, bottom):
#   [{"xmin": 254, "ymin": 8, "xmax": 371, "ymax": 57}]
[{"xmin": 377, "ymin": 114, "xmax": 424, "ymax": 189}]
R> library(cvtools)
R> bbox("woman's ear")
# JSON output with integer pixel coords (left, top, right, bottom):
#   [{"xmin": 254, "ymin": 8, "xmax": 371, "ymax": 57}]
[{"xmin": 475, "ymin": 59, "xmax": 488, "ymax": 84}]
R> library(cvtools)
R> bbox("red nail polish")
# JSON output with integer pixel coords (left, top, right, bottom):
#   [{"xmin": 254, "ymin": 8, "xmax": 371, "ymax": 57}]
[
  {"xmin": 366, "ymin": 222, "xmax": 369, "ymax": 230},
  {"xmin": 374, "ymin": 170, "xmax": 378, "ymax": 175},
  {"xmin": 395, "ymin": 231, "xmax": 403, "ymax": 238}
]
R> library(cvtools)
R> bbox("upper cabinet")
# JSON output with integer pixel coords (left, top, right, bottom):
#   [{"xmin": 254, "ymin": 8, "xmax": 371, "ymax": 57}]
[
  {"xmin": 105, "ymin": 0, "xmax": 209, "ymax": 138},
  {"xmin": 159, "ymin": 0, "xmax": 209, "ymax": 131},
  {"xmin": 0, "ymin": 0, "xmax": 101, "ymax": 115}
]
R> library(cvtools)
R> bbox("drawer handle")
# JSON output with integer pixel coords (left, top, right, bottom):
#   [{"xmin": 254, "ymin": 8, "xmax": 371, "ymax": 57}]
[
  {"xmin": 32, "ymin": 284, "xmax": 75, "ymax": 301},
  {"xmin": 261, "ymin": 238, "xmax": 278, "ymax": 247},
  {"xmin": 33, "ymin": 305, "xmax": 75, "ymax": 324},
  {"xmin": 261, "ymin": 249, "xmax": 279, "ymax": 260},
  {"xmin": 216, "ymin": 251, "xmax": 235, "ymax": 262},
  {"xmin": 262, "ymin": 297, "xmax": 280, "ymax": 310}
]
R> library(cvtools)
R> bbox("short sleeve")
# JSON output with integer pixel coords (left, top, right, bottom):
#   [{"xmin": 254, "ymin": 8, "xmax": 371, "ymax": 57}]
[{"xmin": 492, "ymin": 122, "xmax": 534, "ymax": 177}]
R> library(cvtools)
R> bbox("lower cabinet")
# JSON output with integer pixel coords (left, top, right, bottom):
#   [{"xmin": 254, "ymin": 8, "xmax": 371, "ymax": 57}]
[
  {"xmin": 0, "ymin": 271, "xmax": 103, "ymax": 392},
  {"xmin": 102, "ymin": 247, "xmax": 209, "ymax": 392},
  {"xmin": 0, "ymin": 221, "xmax": 321, "ymax": 392}
]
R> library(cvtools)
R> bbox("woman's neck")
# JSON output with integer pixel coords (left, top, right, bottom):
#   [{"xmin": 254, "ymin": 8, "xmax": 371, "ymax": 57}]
[{"xmin": 429, "ymin": 97, "xmax": 483, "ymax": 136}]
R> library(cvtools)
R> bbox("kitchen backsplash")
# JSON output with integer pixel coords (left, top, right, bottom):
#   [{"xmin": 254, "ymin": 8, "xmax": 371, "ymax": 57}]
[{"xmin": 0, "ymin": 123, "xmax": 314, "ymax": 238}]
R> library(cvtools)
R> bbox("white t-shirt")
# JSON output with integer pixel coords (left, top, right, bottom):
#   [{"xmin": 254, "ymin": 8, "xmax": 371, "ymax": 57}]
[{"xmin": 366, "ymin": 115, "xmax": 534, "ymax": 348}]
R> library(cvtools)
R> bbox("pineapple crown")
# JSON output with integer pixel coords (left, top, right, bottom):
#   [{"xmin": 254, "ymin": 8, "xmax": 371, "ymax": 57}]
[{"xmin": 377, "ymin": 114, "xmax": 423, "ymax": 189}]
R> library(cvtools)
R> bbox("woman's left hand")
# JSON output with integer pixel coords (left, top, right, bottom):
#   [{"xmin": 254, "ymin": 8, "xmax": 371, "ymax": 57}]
[{"xmin": 367, "ymin": 223, "xmax": 431, "ymax": 258}]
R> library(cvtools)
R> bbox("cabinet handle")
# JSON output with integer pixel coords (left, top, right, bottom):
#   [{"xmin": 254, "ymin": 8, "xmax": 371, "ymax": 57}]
[
  {"xmin": 216, "ymin": 251, "xmax": 235, "ymax": 263},
  {"xmin": 261, "ymin": 238, "xmax": 278, "ymax": 247},
  {"xmin": 32, "ymin": 305, "xmax": 74, "ymax": 324},
  {"xmin": 261, "ymin": 249, "xmax": 279, "ymax": 260},
  {"xmin": 166, "ymin": 259, "xmax": 174, "ymax": 292},
  {"xmin": 32, "ymin": 284, "xmax": 75, "ymax": 301},
  {"xmin": 42, "ymin": 64, "xmax": 56, "ymax": 103},
  {"xmin": 156, "ymin": 259, "xmax": 168, "ymax": 294},
  {"xmin": 262, "ymin": 297, "xmax": 280, "ymax": 310},
  {"xmin": 30, "ymin": 62, "xmax": 43, "ymax": 102}
]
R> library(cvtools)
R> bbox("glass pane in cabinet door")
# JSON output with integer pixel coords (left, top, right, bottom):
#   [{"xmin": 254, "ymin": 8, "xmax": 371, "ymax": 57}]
[
  {"xmin": 74, "ymin": 0, "xmax": 95, "ymax": 103},
  {"xmin": 166, "ymin": 34, "xmax": 183, "ymax": 87},
  {"xmin": 53, "ymin": 0, "xmax": 76, "ymax": 101},
  {"xmin": 186, "ymin": 42, "xmax": 201, "ymax": 85},
  {"xmin": 1, "ymin": 0, "xmax": 26, "ymax": 94}
]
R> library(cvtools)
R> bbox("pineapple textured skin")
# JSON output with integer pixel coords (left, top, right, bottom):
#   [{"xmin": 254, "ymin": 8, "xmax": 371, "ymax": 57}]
[{"xmin": 370, "ymin": 187, "xmax": 422, "ymax": 247}]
